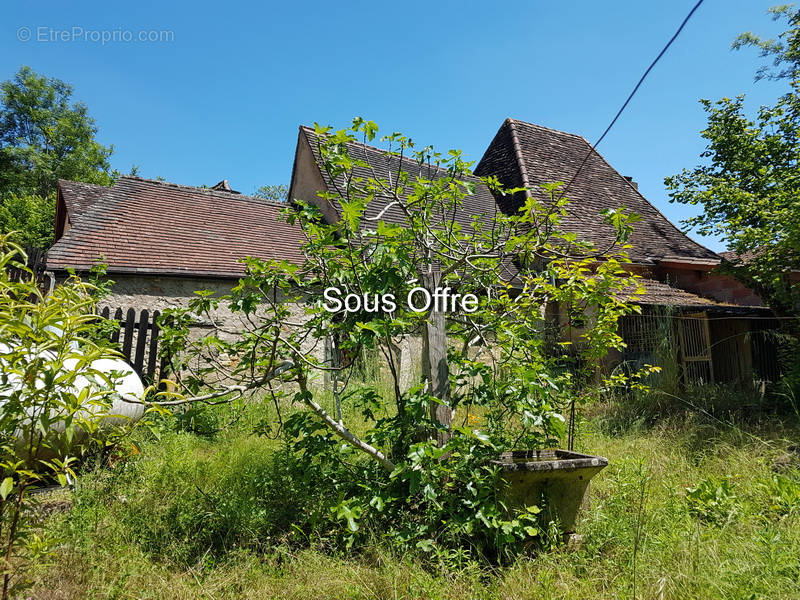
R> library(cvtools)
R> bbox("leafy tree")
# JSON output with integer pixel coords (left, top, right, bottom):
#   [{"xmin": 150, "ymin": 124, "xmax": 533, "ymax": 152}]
[
  {"xmin": 0, "ymin": 66, "xmax": 114, "ymax": 249},
  {"xmin": 156, "ymin": 119, "xmax": 645, "ymax": 559},
  {"xmin": 666, "ymin": 6, "xmax": 800, "ymax": 323},
  {"xmin": 733, "ymin": 5, "xmax": 800, "ymax": 82},
  {"xmin": 0, "ymin": 194, "xmax": 54, "ymax": 251},
  {"xmin": 254, "ymin": 184, "xmax": 288, "ymax": 202}
]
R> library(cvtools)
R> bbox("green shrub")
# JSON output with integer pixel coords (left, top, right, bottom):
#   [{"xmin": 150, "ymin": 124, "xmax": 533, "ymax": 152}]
[
  {"xmin": 0, "ymin": 236, "xmax": 128, "ymax": 598},
  {"xmin": 685, "ymin": 476, "xmax": 739, "ymax": 525},
  {"xmin": 761, "ymin": 472, "xmax": 800, "ymax": 518}
]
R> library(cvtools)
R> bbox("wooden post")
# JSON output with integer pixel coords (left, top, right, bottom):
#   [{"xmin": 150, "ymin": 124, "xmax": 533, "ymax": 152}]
[
  {"xmin": 111, "ymin": 308, "xmax": 123, "ymax": 344},
  {"xmin": 121, "ymin": 308, "xmax": 136, "ymax": 359},
  {"xmin": 146, "ymin": 310, "xmax": 161, "ymax": 382},
  {"xmin": 421, "ymin": 271, "xmax": 451, "ymax": 445},
  {"xmin": 133, "ymin": 309, "xmax": 150, "ymax": 376}
]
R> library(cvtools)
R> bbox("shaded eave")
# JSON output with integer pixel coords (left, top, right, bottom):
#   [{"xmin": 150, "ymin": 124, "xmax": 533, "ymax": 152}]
[
  {"xmin": 657, "ymin": 257, "xmax": 721, "ymax": 269},
  {"xmin": 54, "ymin": 186, "xmax": 67, "ymax": 240},
  {"xmin": 46, "ymin": 263, "xmax": 247, "ymax": 280},
  {"xmin": 635, "ymin": 301, "xmax": 774, "ymax": 316}
]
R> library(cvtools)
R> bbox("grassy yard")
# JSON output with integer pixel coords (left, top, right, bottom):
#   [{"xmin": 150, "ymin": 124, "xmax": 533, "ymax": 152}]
[{"xmin": 23, "ymin": 398, "xmax": 800, "ymax": 600}]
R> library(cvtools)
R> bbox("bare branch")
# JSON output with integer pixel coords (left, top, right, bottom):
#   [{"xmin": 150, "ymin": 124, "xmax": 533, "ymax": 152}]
[
  {"xmin": 121, "ymin": 360, "xmax": 295, "ymax": 406},
  {"xmin": 297, "ymin": 371, "xmax": 395, "ymax": 472}
]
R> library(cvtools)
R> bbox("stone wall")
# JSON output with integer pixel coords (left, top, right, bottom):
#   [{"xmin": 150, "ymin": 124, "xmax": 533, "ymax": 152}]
[
  {"xmin": 100, "ymin": 274, "xmax": 424, "ymax": 389},
  {"xmin": 104, "ymin": 274, "xmax": 235, "ymax": 317},
  {"xmin": 99, "ymin": 274, "xmax": 326, "ymax": 380}
]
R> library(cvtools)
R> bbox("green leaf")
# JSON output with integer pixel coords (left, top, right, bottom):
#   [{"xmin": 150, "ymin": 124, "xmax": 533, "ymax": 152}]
[
  {"xmin": 523, "ymin": 526, "xmax": 539, "ymax": 537},
  {"xmin": 0, "ymin": 477, "xmax": 13, "ymax": 500}
]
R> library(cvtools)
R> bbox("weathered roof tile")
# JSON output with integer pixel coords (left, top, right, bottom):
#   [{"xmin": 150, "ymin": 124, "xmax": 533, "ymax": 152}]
[
  {"xmin": 298, "ymin": 125, "xmax": 501, "ymax": 234},
  {"xmin": 47, "ymin": 176, "xmax": 304, "ymax": 277},
  {"xmin": 58, "ymin": 180, "xmax": 110, "ymax": 220},
  {"xmin": 475, "ymin": 119, "xmax": 719, "ymax": 264}
]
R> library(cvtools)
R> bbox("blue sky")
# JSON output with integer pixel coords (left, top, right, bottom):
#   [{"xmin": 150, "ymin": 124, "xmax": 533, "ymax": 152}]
[{"xmin": 2, "ymin": 1, "xmax": 791, "ymax": 252}]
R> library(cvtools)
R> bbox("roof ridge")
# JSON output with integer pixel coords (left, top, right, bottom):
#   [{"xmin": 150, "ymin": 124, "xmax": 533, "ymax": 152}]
[
  {"xmin": 506, "ymin": 118, "xmax": 589, "ymax": 142},
  {"xmin": 117, "ymin": 175, "xmax": 288, "ymax": 208},
  {"xmin": 57, "ymin": 179, "xmax": 111, "ymax": 189},
  {"xmin": 505, "ymin": 119, "xmax": 533, "ymax": 195},
  {"xmin": 299, "ymin": 125, "xmax": 485, "ymax": 181}
]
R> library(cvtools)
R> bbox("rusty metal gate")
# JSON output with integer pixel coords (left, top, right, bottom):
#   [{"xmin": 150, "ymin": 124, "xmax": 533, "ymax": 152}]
[{"xmin": 678, "ymin": 312, "xmax": 714, "ymax": 385}]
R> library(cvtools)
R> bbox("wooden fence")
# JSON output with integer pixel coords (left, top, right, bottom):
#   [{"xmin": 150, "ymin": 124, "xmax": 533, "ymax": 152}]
[
  {"xmin": 98, "ymin": 306, "xmax": 165, "ymax": 383},
  {"xmin": 6, "ymin": 246, "xmax": 52, "ymax": 292},
  {"xmin": 4, "ymin": 250, "xmax": 167, "ymax": 384}
]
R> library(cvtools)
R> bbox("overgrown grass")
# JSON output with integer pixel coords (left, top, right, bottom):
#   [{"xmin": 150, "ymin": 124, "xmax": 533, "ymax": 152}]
[{"xmin": 24, "ymin": 397, "xmax": 800, "ymax": 600}]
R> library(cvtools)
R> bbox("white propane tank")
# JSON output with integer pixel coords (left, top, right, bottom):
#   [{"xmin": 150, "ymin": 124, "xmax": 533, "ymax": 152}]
[
  {"xmin": 63, "ymin": 356, "xmax": 147, "ymax": 423},
  {"xmin": 0, "ymin": 344, "xmax": 146, "ymax": 439}
]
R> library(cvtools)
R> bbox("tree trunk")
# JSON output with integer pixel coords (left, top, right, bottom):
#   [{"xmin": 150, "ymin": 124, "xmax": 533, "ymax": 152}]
[{"xmin": 421, "ymin": 271, "xmax": 452, "ymax": 445}]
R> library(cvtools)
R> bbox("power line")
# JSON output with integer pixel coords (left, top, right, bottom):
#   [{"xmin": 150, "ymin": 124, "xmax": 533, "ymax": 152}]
[{"xmin": 561, "ymin": 0, "xmax": 706, "ymax": 197}]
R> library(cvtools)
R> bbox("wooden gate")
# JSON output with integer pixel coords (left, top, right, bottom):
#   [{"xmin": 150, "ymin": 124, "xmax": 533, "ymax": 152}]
[
  {"xmin": 99, "ymin": 307, "xmax": 164, "ymax": 383},
  {"xmin": 678, "ymin": 312, "xmax": 714, "ymax": 385}
]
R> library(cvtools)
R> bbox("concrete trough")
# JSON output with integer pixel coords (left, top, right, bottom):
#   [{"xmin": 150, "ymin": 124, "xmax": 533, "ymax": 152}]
[{"xmin": 491, "ymin": 449, "xmax": 609, "ymax": 533}]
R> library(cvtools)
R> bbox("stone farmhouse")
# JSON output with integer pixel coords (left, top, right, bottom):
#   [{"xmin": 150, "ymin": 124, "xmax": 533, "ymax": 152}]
[{"xmin": 45, "ymin": 118, "xmax": 780, "ymax": 385}]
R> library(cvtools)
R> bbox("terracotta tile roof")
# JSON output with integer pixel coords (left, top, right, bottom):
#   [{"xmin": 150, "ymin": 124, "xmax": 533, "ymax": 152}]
[
  {"xmin": 720, "ymin": 249, "xmax": 800, "ymax": 276},
  {"xmin": 621, "ymin": 277, "xmax": 769, "ymax": 312},
  {"xmin": 298, "ymin": 125, "xmax": 520, "ymax": 282},
  {"xmin": 624, "ymin": 278, "xmax": 721, "ymax": 307},
  {"xmin": 47, "ymin": 176, "xmax": 305, "ymax": 278},
  {"xmin": 474, "ymin": 119, "xmax": 720, "ymax": 264},
  {"xmin": 58, "ymin": 180, "xmax": 110, "ymax": 221},
  {"xmin": 299, "ymin": 126, "xmax": 506, "ymax": 232},
  {"xmin": 718, "ymin": 249, "xmax": 759, "ymax": 263}
]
